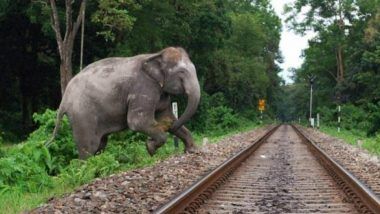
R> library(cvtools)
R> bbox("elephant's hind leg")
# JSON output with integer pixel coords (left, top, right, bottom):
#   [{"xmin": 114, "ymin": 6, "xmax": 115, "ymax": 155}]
[
  {"xmin": 73, "ymin": 136, "xmax": 100, "ymax": 159},
  {"xmin": 74, "ymin": 132, "xmax": 103, "ymax": 159},
  {"xmin": 96, "ymin": 134, "xmax": 109, "ymax": 154},
  {"xmin": 71, "ymin": 118, "xmax": 103, "ymax": 159}
]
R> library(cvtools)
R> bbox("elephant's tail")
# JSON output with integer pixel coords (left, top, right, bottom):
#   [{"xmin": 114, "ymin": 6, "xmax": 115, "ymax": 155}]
[{"xmin": 45, "ymin": 104, "xmax": 65, "ymax": 147}]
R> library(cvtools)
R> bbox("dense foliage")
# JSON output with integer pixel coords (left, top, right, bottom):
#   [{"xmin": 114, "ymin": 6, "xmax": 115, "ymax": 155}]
[
  {"xmin": 0, "ymin": 1, "xmax": 280, "ymax": 211},
  {"xmin": 0, "ymin": 0, "xmax": 281, "ymax": 141},
  {"xmin": 280, "ymin": 0, "xmax": 380, "ymax": 137}
]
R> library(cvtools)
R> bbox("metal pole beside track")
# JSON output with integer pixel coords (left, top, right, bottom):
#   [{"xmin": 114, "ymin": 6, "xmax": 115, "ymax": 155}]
[
  {"xmin": 338, "ymin": 105, "xmax": 341, "ymax": 132},
  {"xmin": 308, "ymin": 75, "xmax": 316, "ymax": 127}
]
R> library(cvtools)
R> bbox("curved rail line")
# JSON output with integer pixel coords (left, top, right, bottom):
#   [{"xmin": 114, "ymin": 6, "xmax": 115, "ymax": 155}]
[{"xmin": 154, "ymin": 125, "xmax": 380, "ymax": 214}]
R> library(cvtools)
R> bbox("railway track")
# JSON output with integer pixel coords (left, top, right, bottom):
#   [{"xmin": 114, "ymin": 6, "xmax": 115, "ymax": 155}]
[{"xmin": 155, "ymin": 125, "xmax": 380, "ymax": 214}]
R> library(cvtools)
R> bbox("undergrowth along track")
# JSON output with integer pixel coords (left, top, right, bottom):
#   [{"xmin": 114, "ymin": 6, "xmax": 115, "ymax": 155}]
[{"xmin": 155, "ymin": 125, "xmax": 380, "ymax": 213}]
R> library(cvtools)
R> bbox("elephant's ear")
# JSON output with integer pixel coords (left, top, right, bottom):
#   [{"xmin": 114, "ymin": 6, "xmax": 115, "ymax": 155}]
[
  {"xmin": 142, "ymin": 47, "xmax": 182, "ymax": 87},
  {"xmin": 142, "ymin": 53, "xmax": 165, "ymax": 87}
]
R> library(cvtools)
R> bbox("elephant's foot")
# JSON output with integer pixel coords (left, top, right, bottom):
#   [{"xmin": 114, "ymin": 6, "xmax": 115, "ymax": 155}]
[
  {"xmin": 146, "ymin": 138, "xmax": 166, "ymax": 156},
  {"xmin": 184, "ymin": 145, "xmax": 200, "ymax": 154},
  {"xmin": 78, "ymin": 149, "xmax": 94, "ymax": 160}
]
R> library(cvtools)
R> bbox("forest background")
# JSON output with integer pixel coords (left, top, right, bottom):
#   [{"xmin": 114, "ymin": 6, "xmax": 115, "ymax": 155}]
[
  {"xmin": 0, "ymin": 0, "xmax": 379, "ymax": 212},
  {"xmin": 0, "ymin": 0, "xmax": 282, "ymax": 142}
]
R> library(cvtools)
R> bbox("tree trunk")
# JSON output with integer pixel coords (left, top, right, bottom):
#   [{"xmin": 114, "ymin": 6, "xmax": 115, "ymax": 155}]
[
  {"xmin": 59, "ymin": 60, "xmax": 72, "ymax": 96},
  {"xmin": 337, "ymin": 46, "xmax": 344, "ymax": 82},
  {"xmin": 49, "ymin": 0, "xmax": 86, "ymax": 97},
  {"xmin": 336, "ymin": 0, "xmax": 345, "ymax": 84},
  {"xmin": 336, "ymin": 45, "xmax": 344, "ymax": 83},
  {"xmin": 59, "ymin": 37, "xmax": 74, "ymax": 96}
]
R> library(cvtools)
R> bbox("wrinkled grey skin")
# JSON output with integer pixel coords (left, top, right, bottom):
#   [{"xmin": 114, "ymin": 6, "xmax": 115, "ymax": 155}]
[{"xmin": 49, "ymin": 47, "xmax": 200, "ymax": 159}]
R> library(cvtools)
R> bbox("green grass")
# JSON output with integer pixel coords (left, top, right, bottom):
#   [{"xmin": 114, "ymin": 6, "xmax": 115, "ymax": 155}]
[
  {"xmin": 0, "ymin": 122, "xmax": 262, "ymax": 214},
  {"xmin": 319, "ymin": 125, "xmax": 380, "ymax": 156},
  {"xmin": 0, "ymin": 182, "xmax": 74, "ymax": 213}
]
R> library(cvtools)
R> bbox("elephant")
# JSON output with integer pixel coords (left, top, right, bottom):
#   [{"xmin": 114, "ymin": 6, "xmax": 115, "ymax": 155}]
[{"xmin": 48, "ymin": 47, "xmax": 200, "ymax": 159}]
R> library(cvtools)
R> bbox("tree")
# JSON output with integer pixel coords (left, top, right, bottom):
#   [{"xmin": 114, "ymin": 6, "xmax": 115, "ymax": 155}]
[
  {"xmin": 49, "ymin": 0, "xmax": 86, "ymax": 95},
  {"xmin": 284, "ymin": 0, "xmax": 380, "ymax": 134},
  {"xmin": 30, "ymin": 0, "xmax": 138, "ymax": 95},
  {"xmin": 205, "ymin": 2, "xmax": 281, "ymax": 112},
  {"xmin": 285, "ymin": 0, "xmax": 357, "ymax": 97}
]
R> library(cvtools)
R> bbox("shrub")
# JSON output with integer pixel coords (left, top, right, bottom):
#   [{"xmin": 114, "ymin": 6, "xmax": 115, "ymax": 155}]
[
  {"xmin": 0, "ymin": 146, "xmax": 54, "ymax": 193},
  {"xmin": 189, "ymin": 91, "xmax": 242, "ymax": 133},
  {"xmin": 367, "ymin": 111, "xmax": 380, "ymax": 136},
  {"xmin": 59, "ymin": 153, "xmax": 120, "ymax": 186},
  {"xmin": 341, "ymin": 104, "xmax": 370, "ymax": 131},
  {"xmin": 105, "ymin": 140, "xmax": 148, "ymax": 165},
  {"xmin": 109, "ymin": 130, "xmax": 147, "ymax": 142},
  {"xmin": 366, "ymin": 102, "xmax": 380, "ymax": 136},
  {"xmin": 317, "ymin": 104, "xmax": 374, "ymax": 132},
  {"xmin": 207, "ymin": 106, "xmax": 240, "ymax": 132},
  {"xmin": 28, "ymin": 109, "xmax": 77, "ymax": 174},
  {"xmin": 0, "ymin": 109, "xmax": 74, "ymax": 193},
  {"xmin": 317, "ymin": 106, "xmax": 335, "ymax": 125}
]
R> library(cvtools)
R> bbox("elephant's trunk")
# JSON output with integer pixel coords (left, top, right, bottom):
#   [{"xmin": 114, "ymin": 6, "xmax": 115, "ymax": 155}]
[{"xmin": 171, "ymin": 74, "xmax": 200, "ymax": 131}]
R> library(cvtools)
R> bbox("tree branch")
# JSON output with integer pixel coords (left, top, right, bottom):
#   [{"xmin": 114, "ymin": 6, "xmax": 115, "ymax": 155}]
[
  {"xmin": 64, "ymin": 0, "xmax": 73, "ymax": 42},
  {"xmin": 73, "ymin": 0, "xmax": 86, "ymax": 39},
  {"xmin": 49, "ymin": 0, "xmax": 63, "ymax": 55}
]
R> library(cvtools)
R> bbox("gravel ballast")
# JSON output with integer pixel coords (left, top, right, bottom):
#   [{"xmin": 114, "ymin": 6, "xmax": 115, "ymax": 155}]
[
  {"xmin": 30, "ymin": 126, "xmax": 272, "ymax": 213},
  {"xmin": 296, "ymin": 125, "xmax": 380, "ymax": 198},
  {"xmin": 30, "ymin": 125, "xmax": 379, "ymax": 213}
]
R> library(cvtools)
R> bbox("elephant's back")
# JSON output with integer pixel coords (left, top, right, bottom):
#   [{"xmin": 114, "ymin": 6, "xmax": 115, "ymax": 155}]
[
  {"xmin": 62, "ymin": 56, "xmax": 146, "ymax": 115},
  {"xmin": 80, "ymin": 54, "xmax": 151, "ymax": 74},
  {"xmin": 73, "ymin": 55, "xmax": 148, "ymax": 86}
]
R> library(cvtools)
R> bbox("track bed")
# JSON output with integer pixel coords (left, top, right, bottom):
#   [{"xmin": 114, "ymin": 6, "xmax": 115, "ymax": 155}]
[
  {"xmin": 198, "ymin": 125, "xmax": 357, "ymax": 213},
  {"xmin": 157, "ymin": 125, "xmax": 380, "ymax": 213}
]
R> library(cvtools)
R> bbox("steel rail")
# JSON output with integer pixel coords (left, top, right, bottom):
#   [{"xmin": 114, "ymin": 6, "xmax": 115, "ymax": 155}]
[
  {"xmin": 292, "ymin": 125, "xmax": 380, "ymax": 214},
  {"xmin": 155, "ymin": 124, "xmax": 380, "ymax": 214},
  {"xmin": 154, "ymin": 125, "xmax": 280, "ymax": 214}
]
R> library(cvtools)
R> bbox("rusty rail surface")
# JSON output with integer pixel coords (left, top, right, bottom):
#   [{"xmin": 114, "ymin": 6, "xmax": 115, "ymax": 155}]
[
  {"xmin": 292, "ymin": 125, "xmax": 380, "ymax": 214},
  {"xmin": 155, "ymin": 124, "xmax": 380, "ymax": 214},
  {"xmin": 154, "ymin": 125, "xmax": 280, "ymax": 214}
]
